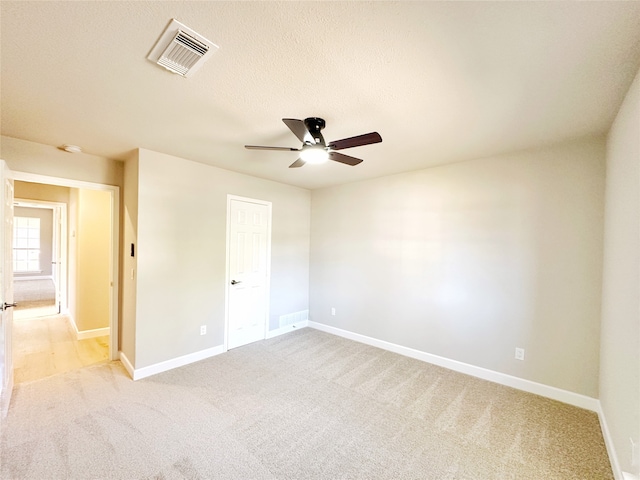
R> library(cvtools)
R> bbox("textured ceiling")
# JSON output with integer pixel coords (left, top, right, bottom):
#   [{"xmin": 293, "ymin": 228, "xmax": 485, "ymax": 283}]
[{"xmin": 2, "ymin": 1, "xmax": 640, "ymax": 190}]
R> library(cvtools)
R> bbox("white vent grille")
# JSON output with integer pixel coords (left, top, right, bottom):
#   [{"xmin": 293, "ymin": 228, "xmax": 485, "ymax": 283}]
[
  {"xmin": 147, "ymin": 19, "xmax": 218, "ymax": 77},
  {"xmin": 157, "ymin": 31, "xmax": 209, "ymax": 76}
]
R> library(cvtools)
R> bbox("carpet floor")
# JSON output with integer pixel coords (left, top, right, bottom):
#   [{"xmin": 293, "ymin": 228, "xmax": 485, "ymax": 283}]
[
  {"xmin": 12, "ymin": 314, "xmax": 109, "ymax": 384},
  {"xmin": 13, "ymin": 279, "xmax": 56, "ymax": 310},
  {"xmin": 0, "ymin": 328, "xmax": 613, "ymax": 479}
]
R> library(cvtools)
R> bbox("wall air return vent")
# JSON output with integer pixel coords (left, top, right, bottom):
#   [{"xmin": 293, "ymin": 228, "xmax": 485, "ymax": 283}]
[{"xmin": 147, "ymin": 19, "xmax": 218, "ymax": 77}]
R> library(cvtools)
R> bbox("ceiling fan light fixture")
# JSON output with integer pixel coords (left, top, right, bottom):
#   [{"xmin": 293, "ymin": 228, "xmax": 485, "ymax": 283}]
[
  {"xmin": 300, "ymin": 146, "xmax": 329, "ymax": 164},
  {"xmin": 245, "ymin": 117, "xmax": 381, "ymax": 168}
]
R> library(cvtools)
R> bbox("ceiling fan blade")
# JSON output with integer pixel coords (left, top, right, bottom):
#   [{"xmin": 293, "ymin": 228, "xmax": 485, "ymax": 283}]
[
  {"xmin": 245, "ymin": 145, "xmax": 301, "ymax": 151},
  {"xmin": 283, "ymin": 118, "xmax": 314, "ymax": 144},
  {"xmin": 289, "ymin": 158, "xmax": 306, "ymax": 168},
  {"xmin": 328, "ymin": 132, "xmax": 382, "ymax": 151},
  {"xmin": 329, "ymin": 151, "xmax": 363, "ymax": 166}
]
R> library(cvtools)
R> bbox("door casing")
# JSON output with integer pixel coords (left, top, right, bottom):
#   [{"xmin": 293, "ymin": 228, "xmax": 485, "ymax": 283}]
[
  {"xmin": 13, "ymin": 199, "xmax": 68, "ymax": 314},
  {"xmin": 224, "ymin": 194, "xmax": 272, "ymax": 351}
]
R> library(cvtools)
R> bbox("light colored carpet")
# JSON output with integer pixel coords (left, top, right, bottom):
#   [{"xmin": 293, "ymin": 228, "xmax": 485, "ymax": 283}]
[
  {"xmin": 13, "ymin": 279, "xmax": 56, "ymax": 310},
  {"xmin": 0, "ymin": 328, "xmax": 613, "ymax": 479},
  {"xmin": 12, "ymin": 314, "xmax": 109, "ymax": 384}
]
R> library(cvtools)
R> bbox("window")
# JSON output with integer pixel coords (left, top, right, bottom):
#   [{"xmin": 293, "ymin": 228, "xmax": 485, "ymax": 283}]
[{"xmin": 14, "ymin": 216, "xmax": 41, "ymax": 273}]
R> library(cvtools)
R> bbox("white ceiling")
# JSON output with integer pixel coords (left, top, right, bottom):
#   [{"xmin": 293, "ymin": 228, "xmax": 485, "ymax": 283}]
[{"xmin": 2, "ymin": 1, "xmax": 640, "ymax": 190}]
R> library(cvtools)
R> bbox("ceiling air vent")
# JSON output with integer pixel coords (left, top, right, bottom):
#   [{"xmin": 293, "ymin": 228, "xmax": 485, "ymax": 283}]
[{"xmin": 147, "ymin": 19, "xmax": 218, "ymax": 77}]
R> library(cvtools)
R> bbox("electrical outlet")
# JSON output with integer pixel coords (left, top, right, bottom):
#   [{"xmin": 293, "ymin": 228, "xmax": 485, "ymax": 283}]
[
  {"xmin": 331, "ymin": 307, "xmax": 336, "ymax": 316},
  {"xmin": 631, "ymin": 437, "xmax": 638, "ymax": 468},
  {"xmin": 515, "ymin": 347, "xmax": 525, "ymax": 361},
  {"xmin": 200, "ymin": 325, "xmax": 207, "ymax": 336}
]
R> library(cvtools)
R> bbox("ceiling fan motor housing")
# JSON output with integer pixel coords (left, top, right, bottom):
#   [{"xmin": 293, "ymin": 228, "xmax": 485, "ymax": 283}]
[{"xmin": 304, "ymin": 117, "xmax": 326, "ymax": 145}]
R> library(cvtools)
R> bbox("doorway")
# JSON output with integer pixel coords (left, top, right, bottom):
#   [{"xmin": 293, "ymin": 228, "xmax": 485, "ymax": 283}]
[
  {"xmin": 225, "ymin": 195, "xmax": 272, "ymax": 350},
  {"xmin": 12, "ymin": 199, "xmax": 66, "ymax": 320},
  {"xmin": 9, "ymin": 173, "xmax": 119, "ymax": 386}
]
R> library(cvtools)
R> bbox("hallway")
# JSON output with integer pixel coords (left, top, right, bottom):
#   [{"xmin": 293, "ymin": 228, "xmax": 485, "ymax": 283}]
[{"xmin": 12, "ymin": 314, "xmax": 108, "ymax": 384}]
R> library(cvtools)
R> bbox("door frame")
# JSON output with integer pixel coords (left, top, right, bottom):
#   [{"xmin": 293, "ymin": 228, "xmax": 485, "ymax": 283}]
[
  {"xmin": 0, "ymin": 161, "xmax": 14, "ymax": 417},
  {"xmin": 12, "ymin": 172, "xmax": 120, "ymax": 362},
  {"xmin": 224, "ymin": 194, "xmax": 272, "ymax": 351},
  {"xmin": 13, "ymin": 199, "xmax": 68, "ymax": 314}
]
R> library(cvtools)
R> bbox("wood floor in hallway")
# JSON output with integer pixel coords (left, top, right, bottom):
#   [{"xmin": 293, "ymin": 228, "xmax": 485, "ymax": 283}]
[{"xmin": 12, "ymin": 313, "xmax": 109, "ymax": 384}]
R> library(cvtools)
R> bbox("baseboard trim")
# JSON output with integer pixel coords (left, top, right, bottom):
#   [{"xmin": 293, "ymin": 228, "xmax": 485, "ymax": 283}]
[
  {"xmin": 68, "ymin": 315, "xmax": 109, "ymax": 340},
  {"xmin": 307, "ymin": 322, "xmax": 599, "ymax": 412},
  {"xmin": 119, "ymin": 351, "xmax": 135, "ymax": 379},
  {"xmin": 124, "ymin": 345, "xmax": 226, "ymax": 381},
  {"xmin": 597, "ymin": 401, "xmax": 635, "ymax": 480},
  {"xmin": 266, "ymin": 320, "xmax": 309, "ymax": 339},
  {"xmin": 13, "ymin": 275, "xmax": 52, "ymax": 281},
  {"xmin": 76, "ymin": 326, "xmax": 110, "ymax": 340}
]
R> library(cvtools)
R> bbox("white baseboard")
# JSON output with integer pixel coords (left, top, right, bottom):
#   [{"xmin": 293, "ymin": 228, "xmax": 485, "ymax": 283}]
[
  {"xmin": 598, "ymin": 401, "xmax": 637, "ymax": 480},
  {"xmin": 76, "ymin": 327, "xmax": 110, "ymax": 340},
  {"xmin": 119, "ymin": 351, "xmax": 135, "ymax": 379},
  {"xmin": 307, "ymin": 321, "xmax": 599, "ymax": 412},
  {"xmin": 13, "ymin": 275, "xmax": 52, "ymax": 281},
  {"xmin": 67, "ymin": 315, "xmax": 78, "ymax": 336},
  {"xmin": 598, "ymin": 402, "xmax": 622, "ymax": 480},
  {"xmin": 121, "ymin": 345, "xmax": 225, "ymax": 381},
  {"xmin": 67, "ymin": 315, "xmax": 109, "ymax": 340},
  {"xmin": 266, "ymin": 320, "xmax": 309, "ymax": 339}
]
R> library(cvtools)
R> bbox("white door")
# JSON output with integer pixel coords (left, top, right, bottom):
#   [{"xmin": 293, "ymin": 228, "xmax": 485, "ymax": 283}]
[
  {"xmin": 0, "ymin": 161, "xmax": 14, "ymax": 416},
  {"xmin": 227, "ymin": 197, "xmax": 271, "ymax": 350}
]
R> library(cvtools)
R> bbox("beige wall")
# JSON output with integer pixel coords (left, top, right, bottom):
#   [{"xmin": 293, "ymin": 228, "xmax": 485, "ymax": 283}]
[
  {"xmin": 13, "ymin": 206, "xmax": 53, "ymax": 277},
  {"xmin": 1, "ymin": 136, "xmax": 123, "ymax": 187},
  {"xmin": 67, "ymin": 188, "xmax": 112, "ymax": 333},
  {"xmin": 124, "ymin": 148, "xmax": 311, "ymax": 369},
  {"xmin": 73, "ymin": 189, "xmax": 111, "ymax": 332},
  {"xmin": 310, "ymin": 136, "xmax": 605, "ymax": 397},
  {"xmin": 121, "ymin": 152, "xmax": 139, "ymax": 364},
  {"xmin": 14, "ymin": 181, "xmax": 70, "ymax": 205},
  {"xmin": 68, "ymin": 189, "xmax": 78, "ymax": 324},
  {"xmin": 600, "ymin": 67, "xmax": 640, "ymax": 476}
]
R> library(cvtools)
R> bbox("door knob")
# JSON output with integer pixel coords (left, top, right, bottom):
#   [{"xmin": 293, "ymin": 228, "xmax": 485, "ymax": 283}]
[
  {"xmin": 2, "ymin": 302, "xmax": 17, "ymax": 311},
  {"xmin": 230, "ymin": 280, "xmax": 242, "ymax": 285}
]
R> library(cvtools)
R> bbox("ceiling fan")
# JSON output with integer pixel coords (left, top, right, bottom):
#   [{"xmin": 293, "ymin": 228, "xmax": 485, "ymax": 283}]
[{"xmin": 245, "ymin": 117, "xmax": 382, "ymax": 168}]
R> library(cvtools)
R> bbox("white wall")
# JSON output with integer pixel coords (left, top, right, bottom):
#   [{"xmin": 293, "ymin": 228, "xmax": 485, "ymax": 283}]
[
  {"xmin": 600, "ymin": 67, "xmax": 640, "ymax": 477},
  {"xmin": 128, "ymin": 149, "xmax": 310, "ymax": 369},
  {"xmin": 310, "ymin": 136, "xmax": 605, "ymax": 397}
]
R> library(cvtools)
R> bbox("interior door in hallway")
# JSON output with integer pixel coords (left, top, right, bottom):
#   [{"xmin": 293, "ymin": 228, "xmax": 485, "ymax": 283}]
[
  {"xmin": 0, "ymin": 161, "xmax": 14, "ymax": 415},
  {"xmin": 226, "ymin": 197, "xmax": 271, "ymax": 350}
]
